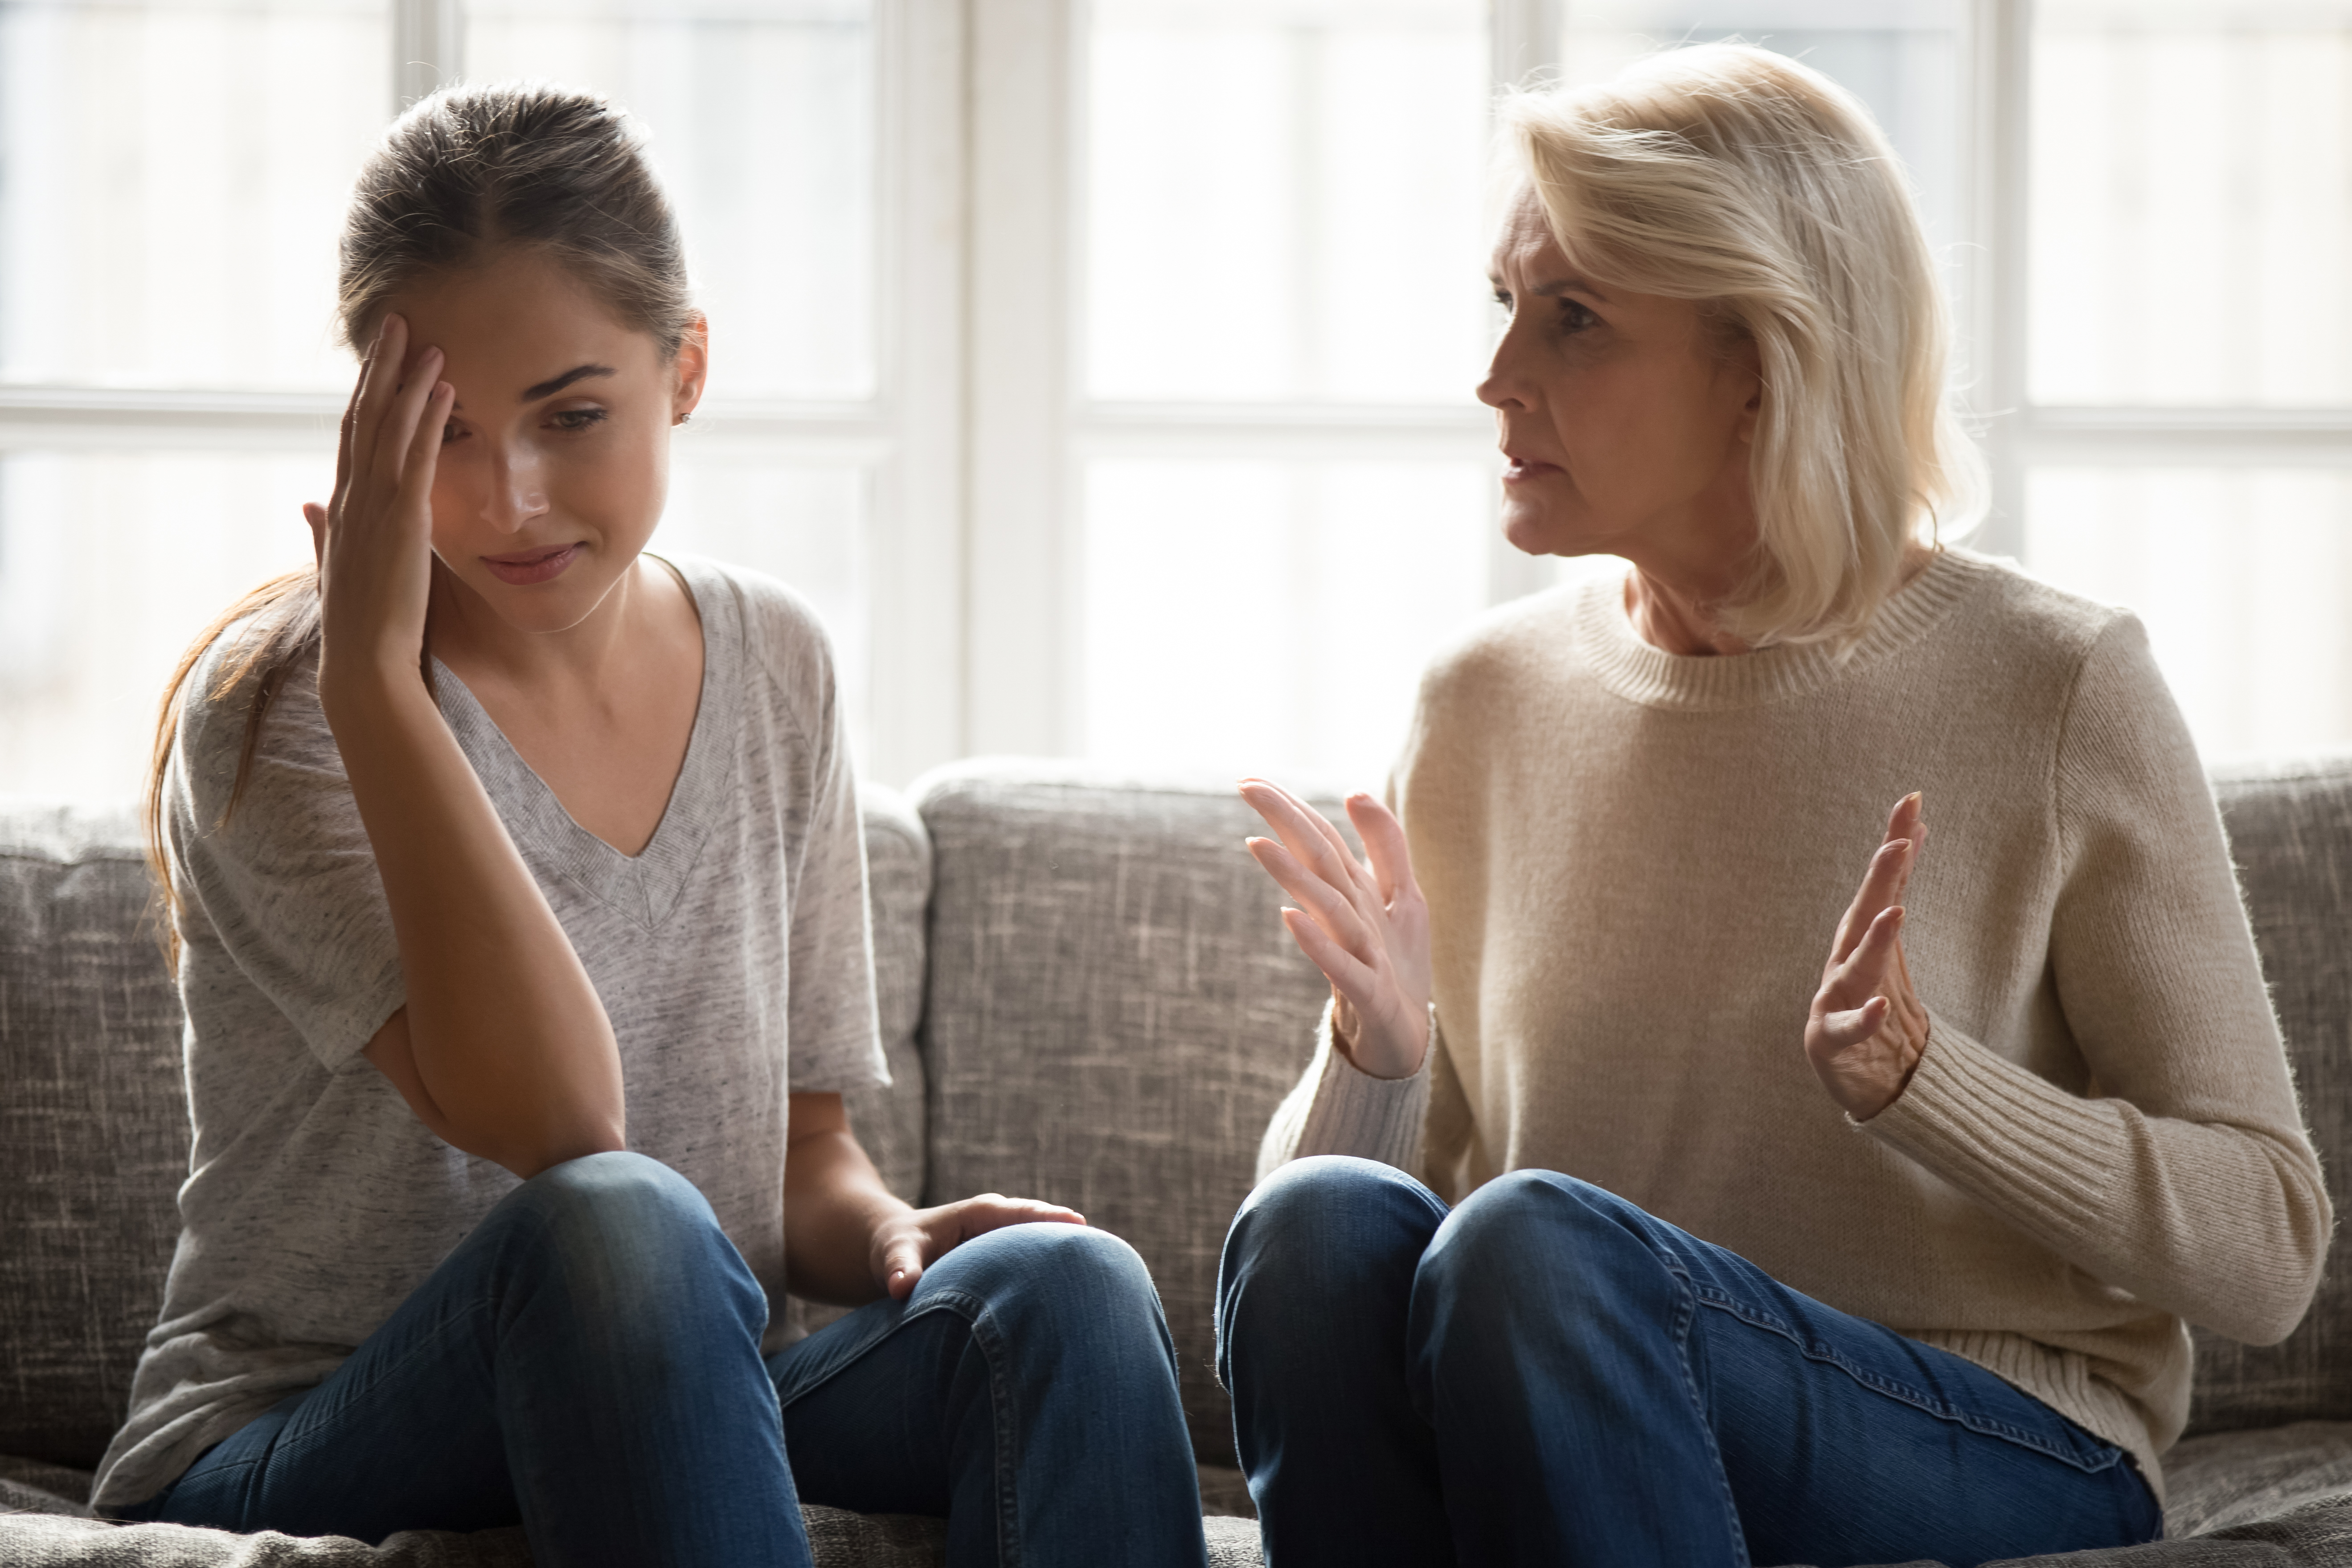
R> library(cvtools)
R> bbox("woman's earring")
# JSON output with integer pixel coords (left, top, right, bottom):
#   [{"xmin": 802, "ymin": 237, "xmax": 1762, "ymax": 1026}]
[{"xmin": 674, "ymin": 411, "xmax": 693, "ymax": 426}]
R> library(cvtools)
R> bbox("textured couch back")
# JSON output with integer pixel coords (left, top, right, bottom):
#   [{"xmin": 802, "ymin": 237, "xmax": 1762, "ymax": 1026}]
[
  {"xmin": 0, "ymin": 789, "xmax": 934, "ymax": 1470},
  {"xmin": 2188, "ymin": 757, "xmax": 2352, "ymax": 1434},
  {"xmin": 911, "ymin": 764, "xmax": 1337, "ymax": 1464},
  {"xmin": 0, "ymin": 805, "xmax": 186, "ymax": 1470}
]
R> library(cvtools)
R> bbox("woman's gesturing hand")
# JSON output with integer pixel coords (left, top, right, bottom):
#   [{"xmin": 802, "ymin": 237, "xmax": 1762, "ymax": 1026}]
[
  {"xmin": 870, "ymin": 1194, "xmax": 1086, "ymax": 1302},
  {"xmin": 304, "ymin": 313, "xmax": 454, "ymax": 696},
  {"xmin": 1806, "ymin": 792, "xmax": 1934, "ymax": 1120},
  {"xmin": 1240, "ymin": 779, "xmax": 1433, "ymax": 1080}
]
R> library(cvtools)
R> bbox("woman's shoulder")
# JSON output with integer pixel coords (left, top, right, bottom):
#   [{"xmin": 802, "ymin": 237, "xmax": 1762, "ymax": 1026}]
[
  {"xmin": 1937, "ymin": 546, "xmax": 2131, "ymax": 647},
  {"xmin": 1416, "ymin": 572, "xmax": 1607, "ymax": 701},
  {"xmin": 174, "ymin": 612, "xmax": 333, "ymax": 783},
  {"xmin": 664, "ymin": 554, "xmax": 840, "ymax": 687}
]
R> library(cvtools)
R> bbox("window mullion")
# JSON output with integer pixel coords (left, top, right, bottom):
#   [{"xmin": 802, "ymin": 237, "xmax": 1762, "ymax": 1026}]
[
  {"xmin": 1967, "ymin": 0, "xmax": 2030, "ymax": 558},
  {"xmin": 393, "ymin": 0, "xmax": 461, "ymax": 114}
]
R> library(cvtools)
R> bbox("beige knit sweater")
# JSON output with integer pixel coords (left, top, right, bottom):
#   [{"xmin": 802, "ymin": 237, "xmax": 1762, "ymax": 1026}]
[{"xmin": 1258, "ymin": 548, "xmax": 2331, "ymax": 1496}]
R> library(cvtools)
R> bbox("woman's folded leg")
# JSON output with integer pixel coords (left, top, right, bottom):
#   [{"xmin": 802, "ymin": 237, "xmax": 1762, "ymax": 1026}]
[
  {"xmin": 772, "ymin": 1220, "xmax": 1207, "ymax": 1568},
  {"xmin": 1411, "ymin": 1168, "xmax": 2163, "ymax": 1568},
  {"xmin": 1217, "ymin": 1155, "xmax": 1454, "ymax": 1568},
  {"xmin": 128, "ymin": 1151, "xmax": 807, "ymax": 1568}
]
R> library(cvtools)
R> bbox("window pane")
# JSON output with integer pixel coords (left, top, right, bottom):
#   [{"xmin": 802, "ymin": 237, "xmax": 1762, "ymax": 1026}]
[
  {"xmin": 0, "ymin": 0, "xmax": 389, "ymax": 391},
  {"xmin": 1082, "ymin": 458, "xmax": 1496, "ymax": 785},
  {"xmin": 2024, "ymin": 467, "xmax": 2352, "ymax": 757},
  {"xmin": 655, "ymin": 451, "xmax": 871, "ymax": 764},
  {"xmin": 0, "ymin": 449, "xmax": 324, "ymax": 800},
  {"xmin": 1555, "ymin": 1, "xmax": 1966, "ymax": 259},
  {"xmin": 2030, "ymin": 0, "xmax": 2352, "ymax": 406},
  {"xmin": 464, "ymin": 0, "xmax": 876, "ymax": 403},
  {"xmin": 1084, "ymin": 0, "xmax": 1492, "ymax": 405}
]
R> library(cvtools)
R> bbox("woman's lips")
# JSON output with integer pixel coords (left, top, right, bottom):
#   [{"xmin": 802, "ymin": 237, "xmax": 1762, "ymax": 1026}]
[
  {"xmin": 481, "ymin": 543, "xmax": 581, "ymax": 586},
  {"xmin": 1504, "ymin": 459, "xmax": 1563, "ymax": 481}
]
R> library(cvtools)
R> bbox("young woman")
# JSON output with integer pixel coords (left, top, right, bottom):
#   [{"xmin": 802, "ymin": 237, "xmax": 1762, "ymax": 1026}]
[
  {"xmin": 95, "ymin": 84, "xmax": 1208, "ymax": 1568},
  {"xmin": 1219, "ymin": 44, "xmax": 2330, "ymax": 1568}
]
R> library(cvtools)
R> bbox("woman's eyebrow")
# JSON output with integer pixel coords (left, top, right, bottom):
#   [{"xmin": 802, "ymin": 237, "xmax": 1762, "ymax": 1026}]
[
  {"xmin": 521, "ymin": 363, "xmax": 617, "ymax": 401},
  {"xmin": 1486, "ymin": 275, "xmax": 1611, "ymax": 302},
  {"xmin": 1532, "ymin": 277, "xmax": 1610, "ymax": 303}
]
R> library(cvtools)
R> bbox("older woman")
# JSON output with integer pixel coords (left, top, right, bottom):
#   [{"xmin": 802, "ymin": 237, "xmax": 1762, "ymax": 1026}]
[{"xmin": 1217, "ymin": 43, "xmax": 2329, "ymax": 1568}]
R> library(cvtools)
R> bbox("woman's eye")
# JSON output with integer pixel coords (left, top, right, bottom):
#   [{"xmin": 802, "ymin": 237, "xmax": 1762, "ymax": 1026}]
[
  {"xmin": 551, "ymin": 407, "xmax": 609, "ymax": 434},
  {"xmin": 1560, "ymin": 299, "xmax": 1598, "ymax": 333},
  {"xmin": 440, "ymin": 421, "xmax": 465, "ymax": 445}
]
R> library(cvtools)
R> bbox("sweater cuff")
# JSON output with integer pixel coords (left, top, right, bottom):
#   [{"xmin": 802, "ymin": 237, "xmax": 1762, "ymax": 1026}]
[
  {"xmin": 1295, "ymin": 1000, "xmax": 1431, "ymax": 1171},
  {"xmin": 1858, "ymin": 1010, "xmax": 2123, "ymax": 1238}
]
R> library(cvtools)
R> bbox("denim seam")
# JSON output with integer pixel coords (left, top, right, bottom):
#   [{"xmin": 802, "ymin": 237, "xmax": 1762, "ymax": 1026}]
[
  {"xmin": 1664, "ymin": 1262, "xmax": 1756, "ymax": 1568},
  {"xmin": 1690, "ymin": 1286, "xmax": 2123, "ymax": 1475}
]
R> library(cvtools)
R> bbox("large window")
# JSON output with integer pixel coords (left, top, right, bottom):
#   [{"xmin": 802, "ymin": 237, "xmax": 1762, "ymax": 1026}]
[{"xmin": 3, "ymin": 0, "xmax": 2347, "ymax": 802}]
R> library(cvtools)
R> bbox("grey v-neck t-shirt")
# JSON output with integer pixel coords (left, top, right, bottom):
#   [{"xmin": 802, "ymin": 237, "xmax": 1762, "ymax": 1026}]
[{"xmin": 93, "ymin": 555, "xmax": 889, "ymax": 1511}]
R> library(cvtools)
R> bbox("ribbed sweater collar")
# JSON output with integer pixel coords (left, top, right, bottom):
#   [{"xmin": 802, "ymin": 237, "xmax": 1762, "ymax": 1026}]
[{"xmin": 1569, "ymin": 547, "xmax": 1985, "ymax": 712}]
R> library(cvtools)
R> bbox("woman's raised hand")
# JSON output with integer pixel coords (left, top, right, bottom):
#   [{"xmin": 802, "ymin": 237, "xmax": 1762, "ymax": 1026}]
[
  {"xmin": 1240, "ymin": 779, "xmax": 1433, "ymax": 1080},
  {"xmin": 1805, "ymin": 792, "xmax": 1934, "ymax": 1120},
  {"xmin": 305, "ymin": 314, "xmax": 454, "ymax": 695}
]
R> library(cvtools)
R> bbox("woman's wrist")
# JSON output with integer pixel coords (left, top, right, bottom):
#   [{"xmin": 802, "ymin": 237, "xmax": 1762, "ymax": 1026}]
[
  {"xmin": 317, "ymin": 654, "xmax": 438, "ymax": 736},
  {"xmin": 1333, "ymin": 999, "xmax": 1432, "ymax": 1081}
]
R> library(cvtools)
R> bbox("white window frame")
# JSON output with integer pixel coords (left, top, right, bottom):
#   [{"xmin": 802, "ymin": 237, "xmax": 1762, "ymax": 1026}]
[
  {"xmin": 1967, "ymin": 0, "xmax": 2352, "ymax": 545},
  {"xmin": 964, "ymin": 0, "xmax": 1543, "ymax": 760}
]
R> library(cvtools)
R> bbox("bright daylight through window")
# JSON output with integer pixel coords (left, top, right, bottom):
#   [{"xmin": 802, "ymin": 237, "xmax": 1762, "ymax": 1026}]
[{"xmin": 1, "ymin": 0, "xmax": 2347, "ymax": 800}]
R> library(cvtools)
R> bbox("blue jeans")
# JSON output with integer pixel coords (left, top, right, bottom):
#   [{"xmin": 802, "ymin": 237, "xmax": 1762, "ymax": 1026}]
[
  {"xmin": 1216, "ymin": 1157, "xmax": 2163, "ymax": 1568},
  {"xmin": 125, "ymin": 1152, "xmax": 1208, "ymax": 1568}
]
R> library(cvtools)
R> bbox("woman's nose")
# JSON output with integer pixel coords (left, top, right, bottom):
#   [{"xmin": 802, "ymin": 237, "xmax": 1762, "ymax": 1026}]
[
  {"xmin": 483, "ymin": 443, "xmax": 550, "ymax": 530},
  {"xmin": 1476, "ymin": 320, "xmax": 1532, "ymax": 412}
]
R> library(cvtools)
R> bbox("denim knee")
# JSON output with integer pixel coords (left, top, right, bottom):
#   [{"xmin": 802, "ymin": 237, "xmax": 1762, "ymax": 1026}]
[
  {"xmin": 1217, "ymin": 1158, "xmax": 1446, "ymax": 1377},
  {"xmin": 927, "ymin": 1222, "xmax": 1172, "ymax": 1359},
  {"xmin": 1417, "ymin": 1169, "xmax": 1668, "ymax": 1338},
  {"xmin": 496, "ymin": 1150, "xmax": 762, "ymax": 1339},
  {"xmin": 1225, "ymin": 1156, "xmax": 1446, "ymax": 1285}
]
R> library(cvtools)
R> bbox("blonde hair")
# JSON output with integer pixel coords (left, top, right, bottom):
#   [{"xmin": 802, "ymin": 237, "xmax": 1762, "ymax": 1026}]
[{"xmin": 1500, "ymin": 43, "xmax": 1984, "ymax": 646}]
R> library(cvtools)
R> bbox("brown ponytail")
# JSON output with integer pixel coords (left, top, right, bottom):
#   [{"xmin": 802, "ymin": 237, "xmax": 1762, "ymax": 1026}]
[{"xmin": 143, "ymin": 82, "xmax": 695, "ymax": 968}]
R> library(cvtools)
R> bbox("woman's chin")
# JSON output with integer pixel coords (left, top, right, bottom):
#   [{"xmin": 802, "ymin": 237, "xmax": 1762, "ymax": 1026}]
[{"xmin": 1501, "ymin": 505, "xmax": 1586, "ymax": 561}]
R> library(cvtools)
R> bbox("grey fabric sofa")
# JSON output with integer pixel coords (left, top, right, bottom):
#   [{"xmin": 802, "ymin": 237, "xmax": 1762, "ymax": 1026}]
[{"xmin": 5, "ymin": 755, "xmax": 2351, "ymax": 1568}]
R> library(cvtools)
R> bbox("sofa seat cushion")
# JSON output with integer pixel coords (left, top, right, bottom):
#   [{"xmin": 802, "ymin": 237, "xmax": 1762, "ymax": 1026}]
[
  {"xmin": 2161, "ymin": 1421, "xmax": 2352, "ymax": 1538},
  {"xmin": 0, "ymin": 1457, "xmax": 1266, "ymax": 1566}
]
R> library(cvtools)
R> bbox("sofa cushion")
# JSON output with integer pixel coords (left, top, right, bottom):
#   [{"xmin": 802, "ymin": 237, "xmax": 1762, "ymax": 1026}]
[
  {"xmin": 2192, "ymin": 758, "xmax": 2352, "ymax": 1433},
  {"xmin": 0, "ymin": 788, "xmax": 933, "ymax": 1468},
  {"xmin": 0, "ymin": 803, "xmax": 188, "ymax": 1470},
  {"xmin": 911, "ymin": 761, "xmax": 1340, "ymax": 1463},
  {"xmin": 844, "ymin": 786, "xmax": 931, "ymax": 1207}
]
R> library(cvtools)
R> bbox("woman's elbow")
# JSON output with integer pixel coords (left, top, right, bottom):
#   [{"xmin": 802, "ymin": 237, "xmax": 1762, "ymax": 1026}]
[
  {"xmin": 454, "ymin": 1108, "xmax": 629, "ymax": 1182},
  {"xmin": 2209, "ymin": 1157, "xmax": 2333, "ymax": 1347}
]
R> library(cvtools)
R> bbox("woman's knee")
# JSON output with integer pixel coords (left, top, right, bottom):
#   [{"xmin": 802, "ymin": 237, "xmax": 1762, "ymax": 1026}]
[
  {"xmin": 927, "ymin": 1222, "xmax": 1164, "ymax": 1335},
  {"xmin": 918, "ymin": 1222, "xmax": 1182, "ymax": 1396},
  {"xmin": 499, "ymin": 1151, "xmax": 759, "ymax": 1330},
  {"xmin": 1418, "ymin": 1169, "xmax": 1670, "ymax": 1326},
  {"xmin": 1224, "ymin": 1156, "xmax": 1447, "ymax": 1289}
]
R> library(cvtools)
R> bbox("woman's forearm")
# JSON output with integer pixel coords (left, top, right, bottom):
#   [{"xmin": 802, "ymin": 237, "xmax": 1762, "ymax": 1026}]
[
  {"xmin": 1864, "ymin": 1020, "xmax": 2331, "ymax": 1345},
  {"xmin": 782, "ymin": 1095, "xmax": 908, "ymax": 1306},
  {"xmin": 326, "ymin": 667, "xmax": 625, "ymax": 1177}
]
